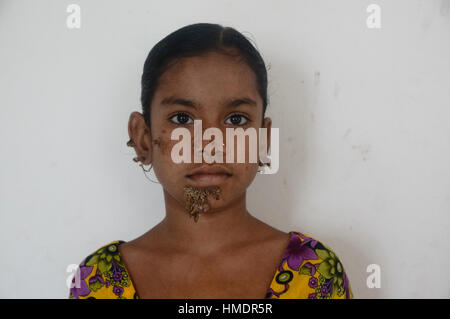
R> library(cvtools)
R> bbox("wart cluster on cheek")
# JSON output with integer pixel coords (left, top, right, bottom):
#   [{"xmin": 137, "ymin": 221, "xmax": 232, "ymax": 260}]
[{"xmin": 183, "ymin": 185, "xmax": 221, "ymax": 223}]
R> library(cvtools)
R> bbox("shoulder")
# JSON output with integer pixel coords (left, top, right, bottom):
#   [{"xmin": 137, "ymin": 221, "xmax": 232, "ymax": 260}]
[
  {"xmin": 267, "ymin": 231, "xmax": 354, "ymax": 299},
  {"xmin": 68, "ymin": 240, "xmax": 138, "ymax": 299}
]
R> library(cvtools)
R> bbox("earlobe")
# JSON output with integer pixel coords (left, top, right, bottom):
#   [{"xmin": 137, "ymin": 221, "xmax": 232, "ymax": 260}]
[{"xmin": 127, "ymin": 112, "xmax": 153, "ymax": 165}]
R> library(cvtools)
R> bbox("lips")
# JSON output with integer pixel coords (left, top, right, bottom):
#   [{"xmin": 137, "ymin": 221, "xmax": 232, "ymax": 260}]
[
  {"xmin": 186, "ymin": 165, "xmax": 232, "ymax": 176},
  {"xmin": 186, "ymin": 166, "xmax": 232, "ymax": 186}
]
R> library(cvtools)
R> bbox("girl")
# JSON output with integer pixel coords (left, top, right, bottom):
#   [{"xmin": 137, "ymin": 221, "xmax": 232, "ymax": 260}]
[{"xmin": 69, "ymin": 23, "xmax": 353, "ymax": 299}]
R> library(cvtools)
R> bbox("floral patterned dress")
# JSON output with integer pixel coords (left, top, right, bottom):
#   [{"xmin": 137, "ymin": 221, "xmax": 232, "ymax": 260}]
[{"xmin": 68, "ymin": 231, "xmax": 353, "ymax": 299}]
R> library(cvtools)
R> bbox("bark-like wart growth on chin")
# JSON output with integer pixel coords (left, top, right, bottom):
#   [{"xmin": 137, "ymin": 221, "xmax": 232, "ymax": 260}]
[{"xmin": 183, "ymin": 185, "xmax": 221, "ymax": 223}]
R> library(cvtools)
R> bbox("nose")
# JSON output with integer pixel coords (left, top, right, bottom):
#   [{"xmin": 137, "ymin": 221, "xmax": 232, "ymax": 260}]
[
  {"xmin": 195, "ymin": 135, "xmax": 225, "ymax": 157},
  {"xmin": 191, "ymin": 120, "xmax": 226, "ymax": 162}
]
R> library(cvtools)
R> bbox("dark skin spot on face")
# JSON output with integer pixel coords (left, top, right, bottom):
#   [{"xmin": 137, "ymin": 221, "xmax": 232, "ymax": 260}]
[
  {"xmin": 151, "ymin": 136, "xmax": 177, "ymax": 157},
  {"xmin": 152, "ymin": 136, "xmax": 173, "ymax": 154},
  {"xmin": 152, "ymin": 137, "xmax": 161, "ymax": 145}
]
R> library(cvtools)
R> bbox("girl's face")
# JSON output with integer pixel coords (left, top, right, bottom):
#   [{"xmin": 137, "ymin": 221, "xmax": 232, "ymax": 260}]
[{"xmin": 131, "ymin": 50, "xmax": 271, "ymax": 214}]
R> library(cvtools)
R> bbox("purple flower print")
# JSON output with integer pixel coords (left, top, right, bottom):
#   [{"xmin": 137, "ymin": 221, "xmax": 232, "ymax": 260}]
[
  {"xmin": 302, "ymin": 262, "xmax": 317, "ymax": 276},
  {"xmin": 308, "ymin": 293, "xmax": 317, "ymax": 299},
  {"xmin": 283, "ymin": 235, "xmax": 318, "ymax": 271},
  {"xmin": 320, "ymin": 285, "xmax": 329, "ymax": 297},
  {"xmin": 309, "ymin": 277, "xmax": 318, "ymax": 288},
  {"xmin": 88, "ymin": 269, "xmax": 105, "ymax": 285},
  {"xmin": 343, "ymin": 273, "xmax": 351, "ymax": 299},
  {"xmin": 113, "ymin": 272, "xmax": 123, "ymax": 282},
  {"xmin": 293, "ymin": 232, "xmax": 318, "ymax": 248},
  {"xmin": 321, "ymin": 278, "xmax": 334, "ymax": 297},
  {"xmin": 113, "ymin": 286, "xmax": 124, "ymax": 297},
  {"xmin": 69, "ymin": 264, "xmax": 93, "ymax": 299}
]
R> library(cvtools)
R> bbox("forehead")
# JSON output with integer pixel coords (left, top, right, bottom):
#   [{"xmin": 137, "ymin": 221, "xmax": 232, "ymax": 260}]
[{"xmin": 152, "ymin": 50, "xmax": 262, "ymax": 109}]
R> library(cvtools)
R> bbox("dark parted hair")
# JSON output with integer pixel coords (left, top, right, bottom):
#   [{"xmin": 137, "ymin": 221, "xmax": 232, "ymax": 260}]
[{"xmin": 140, "ymin": 23, "xmax": 269, "ymax": 128}]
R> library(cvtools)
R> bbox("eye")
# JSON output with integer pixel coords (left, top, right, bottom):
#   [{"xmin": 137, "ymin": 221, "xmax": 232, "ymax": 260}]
[
  {"xmin": 225, "ymin": 114, "xmax": 249, "ymax": 126},
  {"xmin": 169, "ymin": 112, "xmax": 194, "ymax": 125}
]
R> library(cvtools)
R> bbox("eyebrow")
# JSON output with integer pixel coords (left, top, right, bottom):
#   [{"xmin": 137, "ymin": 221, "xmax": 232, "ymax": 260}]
[{"xmin": 160, "ymin": 96, "xmax": 257, "ymax": 109}]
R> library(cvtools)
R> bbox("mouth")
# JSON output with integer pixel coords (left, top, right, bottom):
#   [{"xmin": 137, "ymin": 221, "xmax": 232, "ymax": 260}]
[
  {"xmin": 186, "ymin": 173, "xmax": 231, "ymax": 186},
  {"xmin": 185, "ymin": 166, "xmax": 232, "ymax": 186}
]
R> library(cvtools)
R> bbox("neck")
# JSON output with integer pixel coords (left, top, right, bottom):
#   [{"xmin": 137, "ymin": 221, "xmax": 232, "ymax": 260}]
[{"xmin": 152, "ymin": 188, "xmax": 257, "ymax": 256}]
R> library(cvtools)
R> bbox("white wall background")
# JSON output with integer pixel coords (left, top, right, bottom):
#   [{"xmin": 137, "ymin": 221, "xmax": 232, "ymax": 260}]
[{"xmin": 1, "ymin": 0, "xmax": 449, "ymax": 298}]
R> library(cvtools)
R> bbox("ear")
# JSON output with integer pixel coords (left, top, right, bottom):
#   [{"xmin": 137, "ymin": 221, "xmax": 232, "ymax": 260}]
[
  {"xmin": 128, "ymin": 112, "xmax": 152, "ymax": 165},
  {"xmin": 261, "ymin": 117, "xmax": 272, "ymax": 161}
]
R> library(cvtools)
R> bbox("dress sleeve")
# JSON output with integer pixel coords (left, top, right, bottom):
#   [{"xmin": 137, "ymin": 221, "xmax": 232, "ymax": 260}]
[
  {"xmin": 68, "ymin": 256, "xmax": 97, "ymax": 299},
  {"xmin": 267, "ymin": 231, "xmax": 354, "ymax": 299},
  {"xmin": 302, "ymin": 240, "xmax": 354, "ymax": 299},
  {"xmin": 68, "ymin": 241, "xmax": 137, "ymax": 299}
]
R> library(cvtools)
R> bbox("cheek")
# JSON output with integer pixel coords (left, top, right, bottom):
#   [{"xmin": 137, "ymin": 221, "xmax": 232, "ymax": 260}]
[
  {"xmin": 151, "ymin": 130, "xmax": 176, "ymax": 158},
  {"xmin": 232, "ymin": 163, "xmax": 258, "ymax": 185},
  {"xmin": 151, "ymin": 132, "xmax": 187, "ymax": 181}
]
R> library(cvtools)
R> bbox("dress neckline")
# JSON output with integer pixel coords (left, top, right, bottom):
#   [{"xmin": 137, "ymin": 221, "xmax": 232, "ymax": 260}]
[{"xmin": 115, "ymin": 231, "xmax": 295, "ymax": 299}]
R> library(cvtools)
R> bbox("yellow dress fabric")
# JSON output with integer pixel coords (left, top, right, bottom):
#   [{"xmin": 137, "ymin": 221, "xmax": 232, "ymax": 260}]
[{"xmin": 68, "ymin": 231, "xmax": 353, "ymax": 299}]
